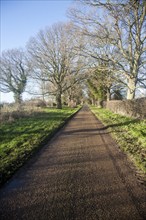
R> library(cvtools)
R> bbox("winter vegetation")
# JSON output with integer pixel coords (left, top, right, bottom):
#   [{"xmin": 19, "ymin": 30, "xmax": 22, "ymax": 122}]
[
  {"xmin": 0, "ymin": 1, "xmax": 145, "ymax": 107},
  {"xmin": 0, "ymin": 0, "xmax": 145, "ymax": 183},
  {"xmin": 0, "ymin": 49, "xmax": 30, "ymax": 104},
  {"xmin": 68, "ymin": 0, "xmax": 146, "ymax": 101}
]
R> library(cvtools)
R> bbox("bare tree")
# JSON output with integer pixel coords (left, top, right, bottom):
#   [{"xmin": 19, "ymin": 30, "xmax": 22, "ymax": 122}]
[
  {"xmin": 0, "ymin": 49, "xmax": 29, "ymax": 104},
  {"xmin": 27, "ymin": 22, "xmax": 85, "ymax": 109},
  {"xmin": 63, "ymin": 82, "xmax": 84, "ymax": 106},
  {"xmin": 68, "ymin": 0, "xmax": 146, "ymax": 99}
]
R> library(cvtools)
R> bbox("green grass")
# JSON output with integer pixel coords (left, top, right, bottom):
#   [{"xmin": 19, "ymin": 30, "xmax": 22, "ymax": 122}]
[
  {"xmin": 0, "ymin": 107, "xmax": 79, "ymax": 186},
  {"xmin": 90, "ymin": 106, "xmax": 146, "ymax": 174}
]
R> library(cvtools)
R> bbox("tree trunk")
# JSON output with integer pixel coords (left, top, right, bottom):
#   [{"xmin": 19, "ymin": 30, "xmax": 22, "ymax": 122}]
[
  {"xmin": 106, "ymin": 88, "xmax": 111, "ymax": 101},
  {"xmin": 98, "ymin": 100, "xmax": 103, "ymax": 108},
  {"xmin": 56, "ymin": 90, "xmax": 62, "ymax": 109},
  {"xmin": 14, "ymin": 93, "xmax": 22, "ymax": 104},
  {"xmin": 91, "ymin": 98, "xmax": 95, "ymax": 105},
  {"xmin": 127, "ymin": 77, "xmax": 136, "ymax": 100}
]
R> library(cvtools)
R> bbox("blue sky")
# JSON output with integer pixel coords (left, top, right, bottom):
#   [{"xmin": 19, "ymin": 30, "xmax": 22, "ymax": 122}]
[
  {"xmin": 1, "ymin": 0, "xmax": 73, "ymax": 51},
  {"xmin": 0, "ymin": 0, "xmax": 73, "ymax": 103}
]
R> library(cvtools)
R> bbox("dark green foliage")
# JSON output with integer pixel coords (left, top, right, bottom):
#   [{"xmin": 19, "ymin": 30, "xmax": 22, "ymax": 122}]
[{"xmin": 87, "ymin": 79, "xmax": 107, "ymax": 101}]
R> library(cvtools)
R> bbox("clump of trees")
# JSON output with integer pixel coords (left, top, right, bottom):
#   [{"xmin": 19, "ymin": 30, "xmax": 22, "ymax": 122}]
[
  {"xmin": 87, "ymin": 65, "xmax": 125, "ymax": 104},
  {"xmin": 27, "ymin": 22, "xmax": 85, "ymax": 109},
  {"xmin": 1, "ymin": 1, "xmax": 145, "ymax": 108},
  {"xmin": 68, "ymin": 0, "xmax": 146, "ymax": 100},
  {"xmin": 0, "ymin": 23, "xmax": 86, "ymax": 109}
]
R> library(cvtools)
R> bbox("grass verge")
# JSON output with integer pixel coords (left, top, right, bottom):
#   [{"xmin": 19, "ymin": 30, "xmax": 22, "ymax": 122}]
[
  {"xmin": 0, "ymin": 107, "xmax": 80, "ymax": 186},
  {"xmin": 90, "ymin": 106, "xmax": 146, "ymax": 175}
]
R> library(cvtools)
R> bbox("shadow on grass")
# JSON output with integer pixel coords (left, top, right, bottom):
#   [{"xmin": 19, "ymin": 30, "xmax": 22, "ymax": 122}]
[
  {"xmin": 98, "ymin": 119, "xmax": 140, "ymax": 130},
  {"xmin": 62, "ymin": 119, "xmax": 140, "ymax": 136},
  {"xmin": 0, "ymin": 111, "xmax": 69, "ymax": 142}
]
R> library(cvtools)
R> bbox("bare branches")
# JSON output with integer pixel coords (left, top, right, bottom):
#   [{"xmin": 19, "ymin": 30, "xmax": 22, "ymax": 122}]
[
  {"xmin": 68, "ymin": 0, "xmax": 146, "ymax": 99},
  {"xmin": 27, "ymin": 22, "xmax": 86, "ymax": 108},
  {"xmin": 0, "ymin": 49, "xmax": 29, "ymax": 103}
]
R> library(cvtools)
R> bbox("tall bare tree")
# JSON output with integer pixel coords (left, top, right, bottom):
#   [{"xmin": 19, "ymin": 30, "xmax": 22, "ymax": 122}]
[
  {"xmin": 27, "ymin": 22, "xmax": 85, "ymax": 108},
  {"xmin": 68, "ymin": 0, "xmax": 146, "ymax": 99},
  {"xmin": 0, "ymin": 49, "xmax": 29, "ymax": 104}
]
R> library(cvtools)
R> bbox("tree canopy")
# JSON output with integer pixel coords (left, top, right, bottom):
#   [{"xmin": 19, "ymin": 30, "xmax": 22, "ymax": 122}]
[
  {"xmin": 1, "ymin": 1, "xmax": 146, "ymax": 106},
  {"xmin": 0, "ymin": 49, "xmax": 29, "ymax": 104}
]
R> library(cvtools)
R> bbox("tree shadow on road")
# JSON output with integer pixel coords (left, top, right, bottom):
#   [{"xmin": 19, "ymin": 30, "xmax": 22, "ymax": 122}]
[{"xmin": 62, "ymin": 119, "xmax": 141, "ymax": 136}]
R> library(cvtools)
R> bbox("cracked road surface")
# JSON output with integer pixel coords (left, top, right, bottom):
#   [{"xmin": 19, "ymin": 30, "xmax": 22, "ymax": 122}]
[{"xmin": 0, "ymin": 106, "xmax": 145, "ymax": 220}]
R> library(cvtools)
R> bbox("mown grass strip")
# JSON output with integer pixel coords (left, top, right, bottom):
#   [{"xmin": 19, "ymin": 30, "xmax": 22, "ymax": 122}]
[
  {"xmin": 90, "ymin": 106, "xmax": 146, "ymax": 175},
  {"xmin": 0, "ymin": 107, "xmax": 80, "ymax": 186}
]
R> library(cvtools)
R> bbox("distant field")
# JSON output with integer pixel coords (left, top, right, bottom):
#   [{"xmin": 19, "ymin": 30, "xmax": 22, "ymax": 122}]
[
  {"xmin": 0, "ymin": 107, "xmax": 79, "ymax": 186},
  {"xmin": 90, "ymin": 106, "xmax": 146, "ymax": 175}
]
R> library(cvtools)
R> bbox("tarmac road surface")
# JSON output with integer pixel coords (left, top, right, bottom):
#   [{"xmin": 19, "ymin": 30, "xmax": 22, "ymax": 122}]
[{"xmin": 0, "ymin": 106, "xmax": 145, "ymax": 220}]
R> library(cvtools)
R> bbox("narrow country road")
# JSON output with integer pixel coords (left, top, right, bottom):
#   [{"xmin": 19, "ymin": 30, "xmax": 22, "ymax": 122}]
[{"xmin": 0, "ymin": 106, "xmax": 145, "ymax": 220}]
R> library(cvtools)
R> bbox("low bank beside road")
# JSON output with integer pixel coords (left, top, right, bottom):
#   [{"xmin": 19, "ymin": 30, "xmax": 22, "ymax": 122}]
[
  {"xmin": 0, "ymin": 107, "xmax": 80, "ymax": 186},
  {"xmin": 90, "ymin": 106, "xmax": 146, "ymax": 181}
]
